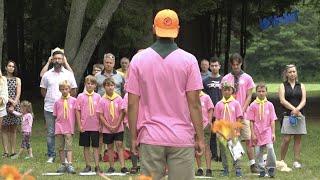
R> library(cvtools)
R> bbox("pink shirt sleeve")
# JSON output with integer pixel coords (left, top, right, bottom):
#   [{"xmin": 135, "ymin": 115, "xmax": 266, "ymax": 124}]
[
  {"xmin": 96, "ymin": 98, "xmax": 104, "ymax": 113},
  {"xmin": 126, "ymin": 59, "xmax": 140, "ymax": 96},
  {"xmin": 53, "ymin": 101, "xmax": 58, "ymax": 116},
  {"xmin": 186, "ymin": 58, "xmax": 203, "ymax": 91},
  {"xmin": 205, "ymin": 95, "xmax": 214, "ymax": 110},
  {"xmin": 269, "ymin": 103, "xmax": 277, "ymax": 121},
  {"xmin": 246, "ymin": 75, "xmax": 255, "ymax": 90},
  {"xmin": 213, "ymin": 102, "xmax": 222, "ymax": 119},
  {"xmin": 246, "ymin": 103, "xmax": 255, "ymax": 121},
  {"xmin": 235, "ymin": 101, "xmax": 243, "ymax": 119},
  {"xmin": 28, "ymin": 114, "xmax": 33, "ymax": 127}
]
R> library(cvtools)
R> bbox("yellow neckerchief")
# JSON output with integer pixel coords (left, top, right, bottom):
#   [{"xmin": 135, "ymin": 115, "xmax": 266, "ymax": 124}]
[
  {"xmin": 199, "ymin": 91, "xmax": 205, "ymax": 97},
  {"xmin": 103, "ymin": 92, "xmax": 120, "ymax": 121},
  {"xmin": 62, "ymin": 94, "xmax": 70, "ymax": 119},
  {"xmin": 255, "ymin": 97, "xmax": 268, "ymax": 120},
  {"xmin": 85, "ymin": 90, "xmax": 95, "ymax": 116},
  {"xmin": 222, "ymin": 96, "xmax": 235, "ymax": 120}
]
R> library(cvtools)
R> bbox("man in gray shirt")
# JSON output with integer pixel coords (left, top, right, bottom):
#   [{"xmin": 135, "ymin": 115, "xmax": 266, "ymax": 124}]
[{"xmin": 96, "ymin": 53, "xmax": 125, "ymax": 96}]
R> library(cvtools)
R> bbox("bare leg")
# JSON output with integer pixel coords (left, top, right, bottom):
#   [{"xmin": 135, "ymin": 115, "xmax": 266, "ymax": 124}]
[
  {"xmin": 107, "ymin": 143, "xmax": 115, "ymax": 168},
  {"xmin": 28, "ymin": 148, "xmax": 33, "ymax": 157},
  {"xmin": 66, "ymin": 150, "xmax": 72, "ymax": 164},
  {"xmin": 93, "ymin": 147, "xmax": 99, "ymax": 167},
  {"xmin": 205, "ymin": 144, "xmax": 212, "ymax": 170},
  {"xmin": 116, "ymin": 141, "xmax": 125, "ymax": 167},
  {"xmin": 246, "ymin": 140, "xmax": 255, "ymax": 162},
  {"xmin": 293, "ymin": 135, "xmax": 302, "ymax": 162},
  {"xmin": 84, "ymin": 147, "xmax": 91, "ymax": 166},
  {"xmin": 9, "ymin": 125, "xmax": 17, "ymax": 154},
  {"xmin": 195, "ymin": 153, "xmax": 202, "ymax": 169},
  {"xmin": 280, "ymin": 135, "xmax": 291, "ymax": 161},
  {"xmin": 1, "ymin": 126, "xmax": 9, "ymax": 154}
]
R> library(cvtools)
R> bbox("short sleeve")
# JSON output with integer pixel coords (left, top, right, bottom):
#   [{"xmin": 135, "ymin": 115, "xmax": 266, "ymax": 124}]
[
  {"xmin": 235, "ymin": 101, "xmax": 243, "ymax": 119},
  {"xmin": 186, "ymin": 58, "xmax": 203, "ymax": 92},
  {"xmin": 213, "ymin": 102, "xmax": 221, "ymax": 119},
  {"xmin": 40, "ymin": 75, "xmax": 48, "ymax": 88},
  {"xmin": 246, "ymin": 75, "xmax": 255, "ymax": 90},
  {"xmin": 205, "ymin": 95, "xmax": 214, "ymax": 110},
  {"xmin": 69, "ymin": 73, "xmax": 78, "ymax": 88},
  {"xmin": 96, "ymin": 98, "xmax": 104, "ymax": 113},
  {"xmin": 28, "ymin": 114, "xmax": 33, "ymax": 127},
  {"xmin": 125, "ymin": 58, "xmax": 141, "ymax": 96},
  {"xmin": 121, "ymin": 94, "xmax": 128, "ymax": 110},
  {"xmin": 269, "ymin": 103, "xmax": 277, "ymax": 121},
  {"xmin": 75, "ymin": 95, "xmax": 82, "ymax": 110},
  {"xmin": 246, "ymin": 103, "xmax": 255, "ymax": 121}
]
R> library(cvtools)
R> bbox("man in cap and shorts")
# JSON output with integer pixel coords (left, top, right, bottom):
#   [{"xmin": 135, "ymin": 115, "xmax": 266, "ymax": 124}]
[{"xmin": 126, "ymin": 9, "xmax": 205, "ymax": 180}]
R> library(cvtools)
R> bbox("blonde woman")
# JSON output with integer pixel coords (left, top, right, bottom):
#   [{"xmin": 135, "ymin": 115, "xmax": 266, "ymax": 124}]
[
  {"xmin": 278, "ymin": 64, "xmax": 307, "ymax": 169},
  {"xmin": 0, "ymin": 70, "xmax": 9, "ymax": 157}
]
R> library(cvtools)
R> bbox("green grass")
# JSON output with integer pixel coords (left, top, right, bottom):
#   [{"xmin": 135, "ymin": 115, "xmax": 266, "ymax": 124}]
[{"xmin": 2, "ymin": 118, "xmax": 320, "ymax": 179}]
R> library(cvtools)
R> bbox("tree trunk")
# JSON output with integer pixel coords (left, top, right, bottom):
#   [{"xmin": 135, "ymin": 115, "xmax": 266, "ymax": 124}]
[
  {"xmin": 224, "ymin": 0, "xmax": 232, "ymax": 75},
  {"xmin": 18, "ymin": 0, "xmax": 25, "ymax": 80},
  {"xmin": 70, "ymin": 0, "xmax": 121, "ymax": 84},
  {"xmin": 64, "ymin": 0, "xmax": 89, "ymax": 64},
  {"xmin": 6, "ymin": 0, "xmax": 19, "ymax": 65},
  {"xmin": 240, "ymin": 0, "xmax": 247, "ymax": 69},
  {"xmin": 0, "ymin": 0, "xmax": 3, "ymax": 67}
]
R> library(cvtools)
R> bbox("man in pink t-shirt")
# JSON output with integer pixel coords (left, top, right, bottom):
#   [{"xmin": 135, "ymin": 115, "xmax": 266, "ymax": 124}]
[
  {"xmin": 221, "ymin": 53, "xmax": 257, "ymax": 172},
  {"xmin": 126, "ymin": 9, "xmax": 204, "ymax": 180}
]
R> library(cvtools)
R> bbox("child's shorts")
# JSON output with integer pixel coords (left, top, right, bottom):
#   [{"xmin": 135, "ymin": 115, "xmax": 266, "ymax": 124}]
[
  {"xmin": 56, "ymin": 134, "xmax": 73, "ymax": 151},
  {"xmin": 21, "ymin": 132, "xmax": 31, "ymax": 149},
  {"xmin": 79, "ymin": 131, "xmax": 99, "ymax": 148},
  {"xmin": 103, "ymin": 131, "xmax": 124, "ymax": 145}
]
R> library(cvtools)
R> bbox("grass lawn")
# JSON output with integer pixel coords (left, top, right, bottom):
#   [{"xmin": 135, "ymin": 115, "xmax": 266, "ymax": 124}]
[{"xmin": 1, "ymin": 83, "xmax": 319, "ymax": 180}]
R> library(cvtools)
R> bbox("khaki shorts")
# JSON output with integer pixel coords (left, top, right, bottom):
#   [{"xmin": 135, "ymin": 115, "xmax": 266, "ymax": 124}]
[
  {"xmin": 239, "ymin": 119, "xmax": 251, "ymax": 141},
  {"xmin": 140, "ymin": 144, "xmax": 194, "ymax": 180},
  {"xmin": 56, "ymin": 134, "xmax": 73, "ymax": 151}
]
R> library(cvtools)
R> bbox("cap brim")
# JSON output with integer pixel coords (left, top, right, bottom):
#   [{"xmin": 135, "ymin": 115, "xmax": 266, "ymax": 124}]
[{"xmin": 155, "ymin": 27, "xmax": 178, "ymax": 38}]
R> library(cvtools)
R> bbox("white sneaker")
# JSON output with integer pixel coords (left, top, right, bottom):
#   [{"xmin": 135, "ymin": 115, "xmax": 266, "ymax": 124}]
[
  {"xmin": 64, "ymin": 158, "xmax": 68, "ymax": 164},
  {"xmin": 293, "ymin": 161, "xmax": 302, "ymax": 168},
  {"xmin": 46, "ymin": 157, "xmax": 55, "ymax": 163}
]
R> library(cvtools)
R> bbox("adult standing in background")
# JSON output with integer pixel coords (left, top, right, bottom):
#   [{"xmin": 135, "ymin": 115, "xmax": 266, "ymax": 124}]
[
  {"xmin": 117, "ymin": 57, "xmax": 130, "ymax": 78},
  {"xmin": 221, "ymin": 53, "xmax": 257, "ymax": 173},
  {"xmin": 126, "ymin": 9, "xmax": 205, "ymax": 180},
  {"xmin": 279, "ymin": 64, "xmax": 306, "ymax": 169},
  {"xmin": 1, "ymin": 61, "xmax": 21, "ymax": 158},
  {"xmin": 200, "ymin": 59, "xmax": 211, "ymax": 80},
  {"xmin": 202, "ymin": 57, "xmax": 222, "ymax": 161},
  {"xmin": 40, "ymin": 48, "xmax": 77, "ymax": 163},
  {"xmin": 0, "ymin": 71, "xmax": 9, "ymax": 156},
  {"xmin": 96, "ymin": 53, "xmax": 125, "ymax": 96}
]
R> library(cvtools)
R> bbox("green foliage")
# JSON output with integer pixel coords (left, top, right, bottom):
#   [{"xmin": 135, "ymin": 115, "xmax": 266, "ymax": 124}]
[{"xmin": 245, "ymin": 1, "xmax": 320, "ymax": 82}]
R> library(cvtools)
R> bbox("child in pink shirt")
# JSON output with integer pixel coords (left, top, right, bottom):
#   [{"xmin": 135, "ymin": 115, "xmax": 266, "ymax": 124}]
[
  {"xmin": 195, "ymin": 91, "xmax": 214, "ymax": 177},
  {"xmin": 213, "ymin": 82, "xmax": 243, "ymax": 177},
  {"xmin": 97, "ymin": 77, "xmax": 127, "ymax": 173},
  {"xmin": 247, "ymin": 83, "xmax": 277, "ymax": 178},
  {"xmin": 76, "ymin": 75, "xmax": 101, "ymax": 173},
  {"xmin": 10, "ymin": 100, "xmax": 33, "ymax": 159},
  {"xmin": 53, "ymin": 80, "xmax": 77, "ymax": 174}
]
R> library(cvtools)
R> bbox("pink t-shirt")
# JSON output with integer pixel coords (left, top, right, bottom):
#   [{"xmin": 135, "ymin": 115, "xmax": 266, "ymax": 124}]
[
  {"xmin": 247, "ymin": 101, "xmax": 277, "ymax": 146},
  {"xmin": 121, "ymin": 93, "xmax": 129, "ymax": 127},
  {"xmin": 221, "ymin": 73, "xmax": 254, "ymax": 118},
  {"xmin": 213, "ymin": 99, "xmax": 243, "ymax": 122},
  {"xmin": 200, "ymin": 94, "xmax": 214, "ymax": 128},
  {"xmin": 97, "ymin": 96, "xmax": 124, "ymax": 133},
  {"xmin": 125, "ymin": 48, "xmax": 203, "ymax": 147},
  {"xmin": 22, "ymin": 113, "xmax": 33, "ymax": 133},
  {"xmin": 53, "ymin": 97, "xmax": 77, "ymax": 134},
  {"xmin": 76, "ymin": 92, "xmax": 101, "ymax": 131}
]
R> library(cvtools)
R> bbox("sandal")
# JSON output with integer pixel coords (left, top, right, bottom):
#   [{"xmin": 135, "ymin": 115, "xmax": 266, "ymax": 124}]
[
  {"xmin": 9, "ymin": 153, "xmax": 17, "ymax": 157},
  {"xmin": 2, "ymin": 153, "xmax": 9, "ymax": 158}
]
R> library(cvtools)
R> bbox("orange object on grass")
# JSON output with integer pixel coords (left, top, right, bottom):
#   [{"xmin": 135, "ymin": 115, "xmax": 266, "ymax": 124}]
[
  {"xmin": 0, "ymin": 165, "xmax": 34, "ymax": 180},
  {"xmin": 212, "ymin": 120, "xmax": 243, "ymax": 140}
]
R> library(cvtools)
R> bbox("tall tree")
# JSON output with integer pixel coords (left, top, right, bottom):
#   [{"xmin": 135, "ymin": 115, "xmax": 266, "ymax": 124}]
[
  {"xmin": 0, "ymin": 0, "xmax": 3, "ymax": 67},
  {"xmin": 65, "ymin": 0, "xmax": 121, "ymax": 83}
]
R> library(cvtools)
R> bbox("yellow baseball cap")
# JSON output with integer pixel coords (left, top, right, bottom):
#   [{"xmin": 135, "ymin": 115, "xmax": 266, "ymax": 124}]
[{"xmin": 154, "ymin": 9, "xmax": 179, "ymax": 38}]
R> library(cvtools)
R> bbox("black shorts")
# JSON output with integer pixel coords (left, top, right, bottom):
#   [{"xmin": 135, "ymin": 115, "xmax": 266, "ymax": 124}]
[
  {"xmin": 79, "ymin": 131, "xmax": 99, "ymax": 147},
  {"xmin": 103, "ymin": 132, "xmax": 124, "ymax": 144}
]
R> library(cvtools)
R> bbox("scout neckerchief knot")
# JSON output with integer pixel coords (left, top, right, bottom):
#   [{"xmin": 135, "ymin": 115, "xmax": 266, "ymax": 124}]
[
  {"xmin": 62, "ymin": 93, "xmax": 70, "ymax": 119},
  {"xmin": 103, "ymin": 92, "xmax": 120, "ymax": 121},
  {"xmin": 255, "ymin": 97, "xmax": 267, "ymax": 121},
  {"xmin": 85, "ymin": 90, "xmax": 95, "ymax": 116},
  {"xmin": 231, "ymin": 70, "xmax": 244, "ymax": 93},
  {"xmin": 222, "ymin": 96, "xmax": 235, "ymax": 120}
]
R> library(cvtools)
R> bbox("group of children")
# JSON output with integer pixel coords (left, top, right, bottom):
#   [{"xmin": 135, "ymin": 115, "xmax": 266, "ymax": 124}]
[{"xmin": 198, "ymin": 82, "xmax": 277, "ymax": 178}]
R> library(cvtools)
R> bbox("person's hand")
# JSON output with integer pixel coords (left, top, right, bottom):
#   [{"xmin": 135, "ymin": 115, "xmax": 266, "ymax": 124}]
[
  {"xmin": 78, "ymin": 125, "xmax": 84, "ymax": 133},
  {"xmin": 12, "ymin": 100, "xmax": 19, "ymax": 107},
  {"xmin": 48, "ymin": 56, "xmax": 53, "ymax": 64},
  {"xmin": 195, "ymin": 138, "xmax": 205, "ymax": 156},
  {"xmin": 63, "ymin": 56, "xmax": 68, "ymax": 65},
  {"xmin": 8, "ymin": 106, "xmax": 14, "ymax": 113},
  {"xmin": 131, "ymin": 138, "xmax": 139, "ymax": 155},
  {"xmin": 272, "ymin": 133, "xmax": 276, "ymax": 142},
  {"xmin": 251, "ymin": 133, "xmax": 257, "ymax": 145},
  {"xmin": 291, "ymin": 108, "xmax": 300, "ymax": 116}
]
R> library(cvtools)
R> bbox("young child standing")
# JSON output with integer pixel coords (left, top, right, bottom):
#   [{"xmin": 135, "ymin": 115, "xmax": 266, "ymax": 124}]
[
  {"xmin": 195, "ymin": 91, "xmax": 214, "ymax": 177},
  {"xmin": 213, "ymin": 82, "xmax": 243, "ymax": 177},
  {"xmin": 76, "ymin": 75, "xmax": 101, "ymax": 173},
  {"xmin": 248, "ymin": 83, "xmax": 277, "ymax": 178},
  {"xmin": 10, "ymin": 101, "xmax": 33, "ymax": 159},
  {"xmin": 97, "ymin": 77, "xmax": 128, "ymax": 173},
  {"xmin": 54, "ymin": 80, "xmax": 77, "ymax": 174}
]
